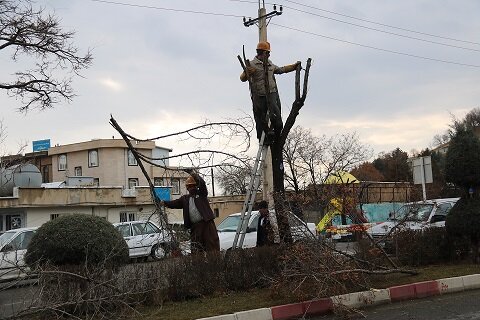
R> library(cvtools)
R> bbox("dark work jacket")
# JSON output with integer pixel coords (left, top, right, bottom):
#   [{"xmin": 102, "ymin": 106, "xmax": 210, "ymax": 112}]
[
  {"xmin": 256, "ymin": 215, "xmax": 272, "ymax": 247},
  {"xmin": 163, "ymin": 174, "xmax": 215, "ymax": 229}
]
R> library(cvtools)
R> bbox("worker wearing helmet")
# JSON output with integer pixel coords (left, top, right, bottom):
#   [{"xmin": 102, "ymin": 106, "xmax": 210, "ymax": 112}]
[
  {"xmin": 162, "ymin": 172, "xmax": 220, "ymax": 253},
  {"xmin": 240, "ymin": 41, "xmax": 301, "ymax": 143}
]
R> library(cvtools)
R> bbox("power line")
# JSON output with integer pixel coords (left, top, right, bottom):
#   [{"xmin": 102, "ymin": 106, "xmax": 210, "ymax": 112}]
[
  {"xmin": 280, "ymin": 0, "xmax": 480, "ymax": 47},
  {"xmin": 90, "ymin": 0, "xmax": 243, "ymax": 18},
  {"xmin": 272, "ymin": 23, "xmax": 480, "ymax": 68},
  {"xmin": 285, "ymin": 6, "xmax": 480, "ymax": 53},
  {"xmin": 88, "ymin": 0, "xmax": 480, "ymax": 67},
  {"xmin": 229, "ymin": 0, "xmax": 480, "ymax": 51}
]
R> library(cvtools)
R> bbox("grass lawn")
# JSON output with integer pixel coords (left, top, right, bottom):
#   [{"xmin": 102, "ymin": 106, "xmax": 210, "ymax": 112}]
[{"xmin": 133, "ymin": 262, "xmax": 480, "ymax": 320}]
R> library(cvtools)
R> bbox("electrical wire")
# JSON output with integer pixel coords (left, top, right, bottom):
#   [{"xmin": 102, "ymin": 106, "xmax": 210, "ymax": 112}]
[
  {"xmin": 281, "ymin": 0, "xmax": 480, "ymax": 46},
  {"xmin": 230, "ymin": 0, "xmax": 480, "ymax": 46},
  {"xmin": 229, "ymin": 0, "xmax": 480, "ymax": 51},
  {"xmin": 90, "ymin": 0, "xmax": 244, "ymax": 18},
  {"xmin": 285, "ymin": 6, "xmax": 480, "ymax": 53},
  {"xmin": 88, "ymin": 0, "xmax": 480, "ymax": 67},
  {"xmin": 272, "ymin": 23, "xmax": 480, "ymax": 68}
]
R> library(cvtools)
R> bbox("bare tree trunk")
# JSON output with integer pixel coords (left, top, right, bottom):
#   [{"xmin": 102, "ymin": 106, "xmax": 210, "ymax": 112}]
[{"xmin": 272, "ymin": 59, "xmax": 312, "ymax": 243}]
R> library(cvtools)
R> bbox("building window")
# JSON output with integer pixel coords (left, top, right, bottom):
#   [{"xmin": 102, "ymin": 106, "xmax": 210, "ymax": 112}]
[
  {"xmin": 214, "ymin": 208, "xmax": 219, "ymax": 218},
  {"xmin": 93, "ymin": 178, "xmax": 99, "ymax": 186},
  {"xmin": 127, "ymin": 149, "xmax": 137, "ymax": 166},
  {"xmin": 128, "ymin": 178, "xmax": 139, "ymax": 189},
  {"xmin": 50, "ymin": 214, "xmax": 60, "ymax": 220},
  {"xmin": 58, "ymin": 154, "xmax": 67, "ymax": 171},
  {"xmin": 154, "ymin": 177, "xmax": 164, "ymax": 186},
  {"xmin": 74, "ymin": 166, "xmax": 82, "ymax": 176},
  {"xmin": 120, "ymin": 212, "xmax": 136, "ymax": 222},
  {"xmin": 171, "ymin": 178, "xmax": 180, "ymax": 195},
  {"xmin": 88, "ymin": 149, "xmax": 99, "ymax": 167}
]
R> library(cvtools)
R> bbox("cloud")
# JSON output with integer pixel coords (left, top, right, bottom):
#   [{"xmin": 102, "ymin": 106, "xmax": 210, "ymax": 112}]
[{"xmin": 98, "ymin": 78, "xmax": 123, "ymax": 92}]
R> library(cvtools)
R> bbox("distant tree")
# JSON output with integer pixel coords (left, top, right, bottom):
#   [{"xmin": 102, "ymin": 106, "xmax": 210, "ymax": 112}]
[
  {"xmin": 283, "ymin": 126, "xmax": 310, "ymax": 193},
  {"xmin": 444, "ymin": 126, "xmax": 480, "ymax": 193},
  {"xmin": 216, "ymin": 162, "xmax": 253, "ymax": 195},
  {"xmin": 373, "ymin": 148, "xmax": 411, "ymax": 182},
  {"xmin": 350, "ymin": 162, "xmax": 384, "ymax": 182},
  {"xmin": 463, "ymin": 107, "xmax": 480, "ymax": 130},
  {"xmin": 0, "ymin": 0, "xmax": 92, "ymax": 112},
  {"xmin": 445, "ymin": 125, "xmax": 480, "ymax": 263}
]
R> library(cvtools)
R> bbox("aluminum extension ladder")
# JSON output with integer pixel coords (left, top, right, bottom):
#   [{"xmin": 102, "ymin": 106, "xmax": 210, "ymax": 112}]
[{"xmin": 231, "ymin": 131, "xmax": 269, "ymax": 249}]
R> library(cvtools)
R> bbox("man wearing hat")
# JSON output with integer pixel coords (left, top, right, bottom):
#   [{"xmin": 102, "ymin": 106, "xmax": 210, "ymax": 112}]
[
  {"xmin": 240, "ymin": 41, "xmax": 301, "ymax": 143},
  {"xmin": 162, "ymin": 172, "xmax": 220, "ymax": 253}
]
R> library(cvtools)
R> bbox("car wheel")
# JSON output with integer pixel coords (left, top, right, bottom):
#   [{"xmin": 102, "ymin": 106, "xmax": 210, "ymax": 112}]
[{"xmin": 151, "ymin": 244, "xmax": 168, "ymax": 260}]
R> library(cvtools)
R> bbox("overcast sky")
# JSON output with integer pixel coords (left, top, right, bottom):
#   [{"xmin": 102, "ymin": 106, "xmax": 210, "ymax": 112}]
[{"xmin": 2, "ymin": 0, "xmax": 480, "ymax": 161}]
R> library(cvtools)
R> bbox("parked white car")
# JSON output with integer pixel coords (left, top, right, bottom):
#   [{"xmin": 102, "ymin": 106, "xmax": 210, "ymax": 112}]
[
  {"xmin": 113, "ymin": 220, "xmax": 174, "ymax": 260},
  {"xmin": 367, "ymin": 198, "xmax": 459, "ymax": 248},
  {"xmin": 217, "ymin": 210, "xmax": 317, "ymax": 251},
  {"xmin": 0, "ymin": 227, "xmax": 37, "ymax": 281}
]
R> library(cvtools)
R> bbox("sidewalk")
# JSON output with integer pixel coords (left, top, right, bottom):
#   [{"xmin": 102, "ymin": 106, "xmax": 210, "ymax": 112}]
[{"xmin": 196, "ymin": 273, "xmax": 480, "ymax": 320}]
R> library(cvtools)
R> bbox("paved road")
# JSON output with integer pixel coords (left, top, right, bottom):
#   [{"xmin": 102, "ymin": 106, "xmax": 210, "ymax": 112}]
[
  {"xmin": 312, "ymin": 289, "xmax": 480, "ymax": 320},
  {"xmin": 0, "ymin": 279, "xmax": 39, "ymax": 319}
]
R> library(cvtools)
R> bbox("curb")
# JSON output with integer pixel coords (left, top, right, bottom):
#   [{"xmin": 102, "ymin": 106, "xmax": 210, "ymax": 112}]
[{"xmin": 196, "ymin": 273, "xmax": 480, "ymax": 320}]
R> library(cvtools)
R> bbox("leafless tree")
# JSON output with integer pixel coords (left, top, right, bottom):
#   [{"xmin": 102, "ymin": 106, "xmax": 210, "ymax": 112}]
[
  {"xmin": 0, "ymin": 0, "xmax": 92, "ymax": 112},
  {"xmin": 216, "ymin": 160, "xmax": 254, "ymax": 195},
  {"xmin": 284, "ymin": 127, "xmax": 371, "ymax": 200},
  {"xmin": 283, "ymin": 126, "xmax": 310, "ymax": 193}
]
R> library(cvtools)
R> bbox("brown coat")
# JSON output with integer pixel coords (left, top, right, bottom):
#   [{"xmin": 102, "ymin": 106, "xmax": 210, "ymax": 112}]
[{"xmin": 163, "ymin": 173, "xmax": 215, "ymax": 229}]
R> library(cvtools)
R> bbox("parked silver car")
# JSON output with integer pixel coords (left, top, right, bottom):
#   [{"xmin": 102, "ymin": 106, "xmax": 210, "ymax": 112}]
[
  {"xmin": 0, "ymin": 227, "xmax": 37, "ymax": 281},
  {"xmin": 367, "ymin": 197, "xmax": 459, "ymax": 250},
  {"xmin": 113, "ymin": 220, "xmax": 174, "ymax": 260}
]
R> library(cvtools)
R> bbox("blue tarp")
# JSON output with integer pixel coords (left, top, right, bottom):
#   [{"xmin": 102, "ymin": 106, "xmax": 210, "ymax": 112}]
[{"xmin": 153, "ymin": 186, "xmax": 172, "ymax": 201}]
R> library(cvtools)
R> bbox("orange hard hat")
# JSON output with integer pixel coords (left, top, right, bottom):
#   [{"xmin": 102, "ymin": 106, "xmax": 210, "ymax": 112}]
[
  {"xmin": 186, "ymin": 176, "xmax": 196, "ymax": 186},
  {"xmin": 256, "ymin": 41, "xmax": 271, "ymax": 52}
]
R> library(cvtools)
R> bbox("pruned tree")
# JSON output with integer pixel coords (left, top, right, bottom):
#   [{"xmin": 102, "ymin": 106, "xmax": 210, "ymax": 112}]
[{"xmin": 0, "ymin": 0, "xmax": 92, "ymax": 112}]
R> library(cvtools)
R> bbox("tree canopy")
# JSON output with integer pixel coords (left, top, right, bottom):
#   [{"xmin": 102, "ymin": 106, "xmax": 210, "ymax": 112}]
[
  {"xmin": 445, "ymin": 126, "xmax": 480, "ymax": 192},
  {"xmin": 0, "ymin": 0, "xmax": 92, "ymax": 112}
]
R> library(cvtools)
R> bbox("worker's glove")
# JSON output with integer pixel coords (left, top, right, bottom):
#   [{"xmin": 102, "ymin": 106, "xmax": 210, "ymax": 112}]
[
  {"xmin": 240, "ymin": 67, "xmax": 257, "ymax": 82},
  {"xmin": 283, "ymin": 63, "xmax": 300, "ymax": 73}
]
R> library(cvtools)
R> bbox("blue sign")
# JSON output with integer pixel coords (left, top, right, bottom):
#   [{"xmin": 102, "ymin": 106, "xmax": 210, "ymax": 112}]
[
  {"xmin": 32, "ymin": 139, "xmax": 51, "ymax": 152},
  {"xmin": 154, "ymin": 186, "xmax": 171, "ymax": 201}
]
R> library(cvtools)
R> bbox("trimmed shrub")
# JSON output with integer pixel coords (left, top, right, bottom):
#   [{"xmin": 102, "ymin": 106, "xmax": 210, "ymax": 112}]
[
  {"xmin": 25, "ymin": 214, "xmax": 129, "ymax": 268},
  {"xmin": 393, "ymin": 228, "xmax": 470, "ymax": 266}
]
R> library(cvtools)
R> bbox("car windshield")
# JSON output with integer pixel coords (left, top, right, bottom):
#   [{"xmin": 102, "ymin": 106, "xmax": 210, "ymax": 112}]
[
  {"xmin": 217, "ymin": 216, "xmax": 241, "ymax": 232},
  {"xmin": 390, "ymin": 204, "xmax": 434, "ymax": 222},
  {"xmin": 0, "ymin": 231, "xmax": 17, "ymax": 248}
]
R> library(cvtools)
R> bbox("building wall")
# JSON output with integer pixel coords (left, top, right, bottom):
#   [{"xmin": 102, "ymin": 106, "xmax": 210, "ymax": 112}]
[
  {"xmin": 49, "ymin": 140, "xmax": 155, "ymax": 187},
  {"xmin": 0, "ymin": 186, "xmax": 184, "ymax": 231}
]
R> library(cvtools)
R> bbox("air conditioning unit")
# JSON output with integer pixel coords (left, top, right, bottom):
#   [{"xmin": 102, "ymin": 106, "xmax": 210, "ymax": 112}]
[{"xmin": 122, "ymin": 188, "xmax": 137, "ymax": 198}]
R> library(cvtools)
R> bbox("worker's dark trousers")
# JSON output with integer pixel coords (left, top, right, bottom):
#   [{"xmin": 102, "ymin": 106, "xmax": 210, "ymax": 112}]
[{"xmin": 253, "ymin": 92, "xmax": 283, "ymax": 140}]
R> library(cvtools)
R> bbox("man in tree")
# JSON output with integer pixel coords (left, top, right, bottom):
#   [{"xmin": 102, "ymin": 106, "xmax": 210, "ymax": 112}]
[
  {"xmin": 162, "ymin": 172, "xmax": 220, "ymax": 254},
  {"xmin": 240, "ymin": 42, "xmax": 300, "ymax": 143}
]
